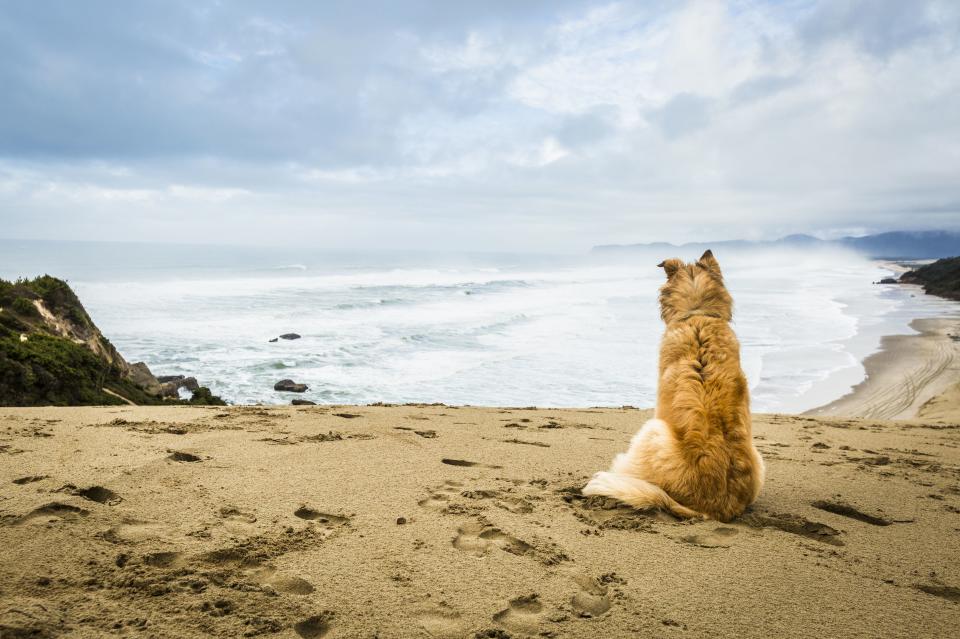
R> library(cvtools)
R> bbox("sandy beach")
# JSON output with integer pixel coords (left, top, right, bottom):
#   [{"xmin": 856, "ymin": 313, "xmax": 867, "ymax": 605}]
[{"xmin": 1, "ymin": 402, "xmax": 958, "ymax": 638}]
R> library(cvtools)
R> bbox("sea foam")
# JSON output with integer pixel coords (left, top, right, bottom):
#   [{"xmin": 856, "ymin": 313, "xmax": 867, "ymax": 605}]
[{"xmin": 4, "ymin": 243, "xmax": 957, "ymax": 410}]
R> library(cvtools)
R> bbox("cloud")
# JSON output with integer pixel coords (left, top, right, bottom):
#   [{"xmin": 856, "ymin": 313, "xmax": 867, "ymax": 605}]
[{"xmin": 0, "ymin": 0, "xmax": 958, "ymax": 249}]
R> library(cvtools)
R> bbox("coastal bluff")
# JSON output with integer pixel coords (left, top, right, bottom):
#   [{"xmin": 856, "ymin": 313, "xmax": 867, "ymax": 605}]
[
  {"xmin": 900, "ymin": 256, "xmax": 960, "ymax": 301},
  {"xmin": 0, "ymin": 276, "xmax": 223, "ymax": 406}
]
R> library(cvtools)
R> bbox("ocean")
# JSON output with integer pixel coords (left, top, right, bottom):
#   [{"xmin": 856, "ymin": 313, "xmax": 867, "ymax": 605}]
[{"xmin": 2, "ymin": 239, "xmax": 957, "ymax": 411}]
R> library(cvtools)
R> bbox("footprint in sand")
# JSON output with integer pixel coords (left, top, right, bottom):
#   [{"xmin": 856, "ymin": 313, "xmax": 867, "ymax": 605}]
[
  {"xmin": 679, "ymin": 526, "xmax": 739, "ymax": 548},
  {"xmin": 457, "ymin": 487, "xmax": 536, "ymax": 515},
  {"xmin": 294, "ymin": 506, "xmax": 350, "ymax": 526},
  {"xmin": 220, "ymin": 506, "xmax": 257, "ymax": 523},
  {"xmin": 452, "ymin": 521, "xmax": 533, "ymax": 557},
  {"xmin": 418, "ymin": 481, "xmax": 465, "ymax": 511},
  {"xmin": 569, "ymin": 573, "xmax": 612, "ymax": 618},
  {"xmin": 61, "ymin": 485, "xmax": 122, "ymax": 505},
  {"xmin": 415, "ymin": 602, "xmax": 466, "ymax": 638},
  {"xmin": 167, "ymin": 450, "xmax": 202, "ymax": 462},
  {"xmin": 294, "ymin": 612, "xmax": 335, "ymax": 638},
  {"xmin": 418, "ymin": 494, "xmax": 453, "ymax": 511},
  {"xmin": 142, "ymin": 551, "xmax": 184, "ymax": 569},
  {"xmin": 219, "ymin": 505, "xmax": 259, "ymax": 534},
  {"xmin": 492, "ymin": 594, "xmax": 544, "ymax": 634},
  {"xmin": 200, "ymin": 548, "xmax": 313, "ymax": 594},
  {"xmin": 103, "ymin": 520, "xmax": 175, "ymax": 544},
  {"xmin": 17, "ymin": 502, "xmax": 89, "ymax": 525},
  {"xmin": 250, "ymin": 566, "xmax": 315, "ymax": 595},
  {"xmin": 495, "ymin": 496, "xmax": 535, "ymax": 514}
]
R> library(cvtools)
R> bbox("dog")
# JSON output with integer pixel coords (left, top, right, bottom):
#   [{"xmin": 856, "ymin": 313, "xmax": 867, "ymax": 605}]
[{"xmin": 582, "ymin": 250, "xmax": 764, "ymax": 521}]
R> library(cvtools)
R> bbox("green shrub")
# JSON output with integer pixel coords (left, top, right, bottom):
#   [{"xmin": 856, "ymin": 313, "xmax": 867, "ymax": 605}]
[
  {"xmin": 11, "ymin": 296, "xmax": 38, "ymax": 317},
  {"xmin": 0, "ymin": 275, "xmax": 91, "ymax": 325},
  {"xmin": 0, "ymin": 280, "xmax": 15, "ymax": 306},
  {"xmin": 0, "ymin": 311, "xmax": 28, "ymax": 334},
  {"xmin": 0, "ymin": 332, "xmax": 120, "ymax": 406}
]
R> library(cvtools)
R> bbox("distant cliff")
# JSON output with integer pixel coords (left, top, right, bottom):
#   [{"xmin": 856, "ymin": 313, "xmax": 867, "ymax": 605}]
[
  {"xmin": 0, "ymin": 275, "xmax": 224, "ymax": 406},
  {"xmin": 593, "ymin": 231, "xmax": 960, "ymax": 259},
  {"xmin": 900, "ymin": 257, "xmax": 960, "ymax": 301}
]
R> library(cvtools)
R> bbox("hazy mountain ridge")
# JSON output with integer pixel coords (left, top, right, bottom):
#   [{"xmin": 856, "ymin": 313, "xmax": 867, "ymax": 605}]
[{"xmin": 593, "ymin": 231, "xmax": 960, "ymax": 259}]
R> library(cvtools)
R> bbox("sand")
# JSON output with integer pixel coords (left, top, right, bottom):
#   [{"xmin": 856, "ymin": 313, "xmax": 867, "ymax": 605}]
[
  {"xmin": 806, "ymin": 317, "xmax": 960, "ymax": 421},
  {"xmin": 1, "ymin": 403, "xmax": 959, "ymax": 638}
]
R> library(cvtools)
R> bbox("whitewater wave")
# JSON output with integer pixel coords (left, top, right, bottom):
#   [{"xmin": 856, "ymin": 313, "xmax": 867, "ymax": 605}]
[{"xmin": 61, "ymin": 248, "xmax": 960, "ymax": 410}]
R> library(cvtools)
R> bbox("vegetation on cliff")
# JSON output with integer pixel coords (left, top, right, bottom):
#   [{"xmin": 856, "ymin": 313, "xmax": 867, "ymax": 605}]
[
  {"xmin": 900, "ymin": 256, "xmax": 960, "ymax": 301},
  {"xmin": 0, "ymin": 275, "xmax": 225, "ymax": 406}
]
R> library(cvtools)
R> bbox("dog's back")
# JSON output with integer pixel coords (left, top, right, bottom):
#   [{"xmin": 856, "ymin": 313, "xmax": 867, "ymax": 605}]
[
  {"xmin": 655, "ymin": 314, "xmax": 762, "ymax": 520},
  {"xmin": 584, "ymin": 251, "xmax": 764, "ymax": 521}
]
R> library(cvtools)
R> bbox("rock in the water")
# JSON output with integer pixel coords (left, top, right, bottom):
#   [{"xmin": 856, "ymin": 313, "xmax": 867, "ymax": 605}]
[
  {"xmin": 158, "ymin": 375, "xmax": 200, "ymax": 398},
  {"xmin": 291, "ymin": 399, "xmax": 316, "ymax": 405},
  {"xmin": 268, "ymin": 337, "xmax": 279, "ymax": 343},
  {"xmin": 159, "ymin": 382, "xmax": 181, "ymax": 398},
  {"xmin": 279, "ymin": 333, "xmax": 301, "ymax": 340},
  {"xmin": 275, "ymin": 379, "xmax": 309, "ymax": 393},
  {"xmin": 876, "ymin": 278, "xmax": 898, "ymax": 284}
]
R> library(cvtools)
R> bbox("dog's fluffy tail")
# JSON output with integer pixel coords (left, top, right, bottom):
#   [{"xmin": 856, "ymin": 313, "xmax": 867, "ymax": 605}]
[{"xmin": 582, "ymin": 471, "xmax": 703, "ymax": 519}]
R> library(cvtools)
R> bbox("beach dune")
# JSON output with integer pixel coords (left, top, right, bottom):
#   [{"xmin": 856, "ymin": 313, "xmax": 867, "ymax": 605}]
[{"xmin": 1, "ymin": 403, "xmax": 958, "ymax": 638}]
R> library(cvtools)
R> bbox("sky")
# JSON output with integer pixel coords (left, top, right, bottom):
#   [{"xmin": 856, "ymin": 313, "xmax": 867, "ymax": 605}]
[{"xmin": 1, "ymin": 0, "xmax": 959, "ymax": 251}]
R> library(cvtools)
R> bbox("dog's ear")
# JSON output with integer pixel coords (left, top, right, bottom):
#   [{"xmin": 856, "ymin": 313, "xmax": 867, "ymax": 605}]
[
  {"xmin": 657, "ymin": 258, "xmax": 682, "ymax": 278},
  {"xmin": 697, "ymin": 249, "xmax": 722, "ymax": 278}
]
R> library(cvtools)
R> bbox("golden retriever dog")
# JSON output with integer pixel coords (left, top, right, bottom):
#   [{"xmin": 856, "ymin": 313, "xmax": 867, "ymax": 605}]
[{"xmin": 583, "ymin": 250, "xmax": 764, "ymax": 521}]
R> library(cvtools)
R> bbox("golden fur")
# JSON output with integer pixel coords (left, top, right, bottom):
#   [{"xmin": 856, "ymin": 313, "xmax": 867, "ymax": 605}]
[{"xmin": 583, "ymin": 250, "xmax": 764, "ymax": 521}]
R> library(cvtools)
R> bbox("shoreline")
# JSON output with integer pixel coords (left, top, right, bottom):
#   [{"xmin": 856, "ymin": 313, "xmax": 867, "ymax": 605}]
[{"xmin": 805, "ymin": 315, "xmax": 960, "ymax": 421}]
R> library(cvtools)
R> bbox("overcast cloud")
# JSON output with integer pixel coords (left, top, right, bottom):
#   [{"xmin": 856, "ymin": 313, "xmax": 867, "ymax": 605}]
[{"xmin": 1, "ymin": 0, "xmax": 958, "ymax": 250}]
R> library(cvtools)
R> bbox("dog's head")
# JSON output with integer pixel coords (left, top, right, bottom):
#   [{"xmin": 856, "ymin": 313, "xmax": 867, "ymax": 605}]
[{"xmin": 657, "ymin": 250, "xmax": 732, "ymax": 323}]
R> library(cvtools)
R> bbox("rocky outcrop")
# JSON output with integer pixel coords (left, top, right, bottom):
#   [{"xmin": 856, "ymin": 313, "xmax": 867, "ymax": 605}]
[
  {"xmin": 127, "ymin": 362, "xmax": 162, "ymax": 395},
  {"xmin": 0, "ymin": 276, "xmax": 225, "ymax": 406},
  {"xmin": 291, "ymin": 399, "xmax": 316, "ymax": 405},
  {"xmin": 279, "ymin": 333, "xmax": 301, "ymax": 340},
  {"xmin": 156, "ymin": 375, "xmax": 201, "ymax": 398},
  {"xmin": 274, "ymin": 379, "xmax": 308, "ymax": 393}
]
